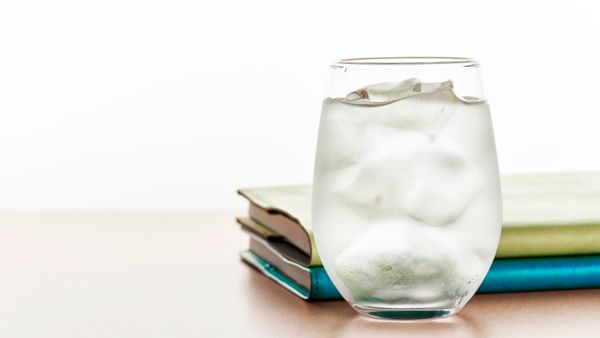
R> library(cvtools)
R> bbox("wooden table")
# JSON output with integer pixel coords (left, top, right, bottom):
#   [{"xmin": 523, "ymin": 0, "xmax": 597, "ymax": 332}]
[{"xmin": 1, "ymin": 211, "xmax": 599, "ymax": 337}]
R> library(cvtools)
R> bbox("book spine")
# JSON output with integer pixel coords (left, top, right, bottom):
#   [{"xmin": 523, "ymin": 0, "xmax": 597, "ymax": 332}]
[{"xmin": 308, "ymin": 267, "xmax": 342, "ymax": 301}]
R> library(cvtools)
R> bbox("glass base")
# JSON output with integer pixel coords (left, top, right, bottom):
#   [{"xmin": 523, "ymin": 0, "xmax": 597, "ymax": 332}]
[{"xmin": 353, "ymin": 304, "xmax": 459, "ymax": 321}]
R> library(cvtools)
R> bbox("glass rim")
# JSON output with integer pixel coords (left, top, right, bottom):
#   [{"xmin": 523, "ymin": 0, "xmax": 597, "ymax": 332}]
[{"xmin": 334, "ymin": 57, "xmax": 479, "ymax": 67}]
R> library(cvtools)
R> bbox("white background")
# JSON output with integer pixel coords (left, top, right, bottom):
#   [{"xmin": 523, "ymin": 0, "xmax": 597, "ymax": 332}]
[{"xmin": 1, "ymin": 0, "xmax": 599, "ymax": 210}]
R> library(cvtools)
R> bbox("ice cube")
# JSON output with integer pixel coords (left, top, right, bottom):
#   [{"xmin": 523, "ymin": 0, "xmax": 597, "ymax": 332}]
[
  {"xmin": 345, "ymin": 79, "xmax": 453, "ymax": 104},
  {"xmin": 379, "ymin": 94, "xmax": 455, "ymax": 138},
  {"xmin": 335, "ymin": 219, "xmax": 483, "ymax": 302},
  {"xmin": 399, "ymin": 137, "xmax": 483, "ymax": 226},
  {"xmin": 335, "ymin": 127, "xmax": 431, "ymax": 216},
  {"xmin": 346, "ymin": 78, "xmax": 421, "ymax": 103}
]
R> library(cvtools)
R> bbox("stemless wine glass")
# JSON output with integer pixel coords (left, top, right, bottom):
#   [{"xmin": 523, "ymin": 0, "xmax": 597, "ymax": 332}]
[{"xmin": 312, "ymin": 57, "xmax": 502, "ymax": 320}]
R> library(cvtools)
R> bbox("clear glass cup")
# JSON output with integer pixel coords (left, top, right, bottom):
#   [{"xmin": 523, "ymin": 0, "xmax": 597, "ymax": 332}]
[{"xmin": 311, "ymin": 57, "xmax": 502, "ymax": 320}]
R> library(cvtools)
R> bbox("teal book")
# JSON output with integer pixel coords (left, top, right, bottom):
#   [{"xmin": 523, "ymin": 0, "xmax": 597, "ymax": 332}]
[
  {"xmin": 241, "ymin": 249, "xmax": 600, "ymax": 300},
  {"xmin": 479, "ymin": 255, "xmax": 600, "ymax": 293},
  {"xmin": 240, "ymin": 250, "xmax": 341, "ymax": 301}
]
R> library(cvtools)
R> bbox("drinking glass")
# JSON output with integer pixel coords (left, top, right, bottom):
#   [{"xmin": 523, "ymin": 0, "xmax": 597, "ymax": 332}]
[{"xmin": 312, "ymin": 57, "xmax": 502, "ymax": 320}]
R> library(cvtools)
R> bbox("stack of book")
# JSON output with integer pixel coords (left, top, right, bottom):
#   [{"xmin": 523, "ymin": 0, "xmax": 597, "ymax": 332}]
[{"xmin": 237, "ymin": 172, "xmax": 600, "ymax": 300}]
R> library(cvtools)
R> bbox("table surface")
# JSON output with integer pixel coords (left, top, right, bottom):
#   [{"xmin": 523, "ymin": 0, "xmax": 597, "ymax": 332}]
[{"xmin": 1, "ymin": 211, "xmax": 599, "ymax": 338}]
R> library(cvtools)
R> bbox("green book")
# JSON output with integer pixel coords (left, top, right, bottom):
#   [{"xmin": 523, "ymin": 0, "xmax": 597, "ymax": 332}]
[
  {"xmin": 498, "ymin": 172, "xmax": 600, "ymax": 257},
  {"xmin": 239, "ymin": 171, "xmax": 600, "ymax": 259}
]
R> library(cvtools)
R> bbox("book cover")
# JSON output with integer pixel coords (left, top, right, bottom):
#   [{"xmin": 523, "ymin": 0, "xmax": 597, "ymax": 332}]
[
  {"xmin": 241, "ymin": 247, "xmax": 600, "ymax": 300},
  {"xmin": 479, "ymin": 255, "xmax": 600, "ymax": 292},
  {"xmin": 498, "ymin": 171, "xmax": 600, "ymax": 257}
]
